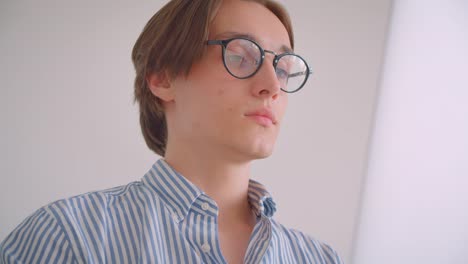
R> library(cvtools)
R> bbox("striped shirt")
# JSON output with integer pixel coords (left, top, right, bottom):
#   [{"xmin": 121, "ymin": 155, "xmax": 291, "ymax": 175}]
[{"xmin": 0, "ymin": 159, "xmax": 342, "ymax": 263}]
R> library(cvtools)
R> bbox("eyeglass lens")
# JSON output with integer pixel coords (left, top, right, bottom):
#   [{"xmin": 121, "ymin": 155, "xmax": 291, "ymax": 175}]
[{"xmin": 223, "ymin": 38, "xmax": 309, "ymax": 92}]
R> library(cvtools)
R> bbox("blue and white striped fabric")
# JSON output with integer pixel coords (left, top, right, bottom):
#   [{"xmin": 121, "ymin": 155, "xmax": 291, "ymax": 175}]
[{"xmin": 0, "ymin": 159, "xmax": 342, "ymax": 263}]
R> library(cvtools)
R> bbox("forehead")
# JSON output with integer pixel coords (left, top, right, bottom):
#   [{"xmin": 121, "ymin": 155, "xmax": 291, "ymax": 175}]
[{"xmin": 209, "ymin": 0, "xmax": 291, "ymax": 53}]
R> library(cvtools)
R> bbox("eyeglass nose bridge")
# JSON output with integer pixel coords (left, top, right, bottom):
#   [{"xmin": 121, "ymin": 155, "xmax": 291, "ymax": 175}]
[
  {"xmin": 255, "ymin": 49, "xmax": 284, "ymax": 94},
  {"xmin": 263, "ymin": 49, "xmax": 280, "ymax": 67}
]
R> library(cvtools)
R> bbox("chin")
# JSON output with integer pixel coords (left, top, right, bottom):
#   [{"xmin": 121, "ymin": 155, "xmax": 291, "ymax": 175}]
[
  {"xmin": 227, "ymin": 141, "xmax": 275, "ymax": 162},
  {"xmin": 253, "ymin": 152, "xmax": 272, "ymax": 160},
  {"xmin": 246, "ymin": 144, "xmax": 276, "ymax": 160},
  {"xmin": 226, "ymin": 131, "xmax": 278, "ymax": 161}
]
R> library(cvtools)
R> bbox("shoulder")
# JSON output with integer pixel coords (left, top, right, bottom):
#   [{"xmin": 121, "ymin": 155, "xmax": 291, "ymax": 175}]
[
  {"xmin": 269, "ymin": 219, "xmax": 344, "ymax": 264},
  {"xmin": 0, "ymin": 181, "xmax": 147, "ymax": 263},
  {"xmin": 0, "ymin": 205, "xmax": 75, "ymax": 263},
  {"xmin": 36, "ymin": 181, "xmax": 145, "ymax": 224}
]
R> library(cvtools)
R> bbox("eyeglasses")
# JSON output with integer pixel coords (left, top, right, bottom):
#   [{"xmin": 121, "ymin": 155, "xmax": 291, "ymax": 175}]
[{"xmin": 207, "ymin": 37, "xmax": 312, "ymax": 93}]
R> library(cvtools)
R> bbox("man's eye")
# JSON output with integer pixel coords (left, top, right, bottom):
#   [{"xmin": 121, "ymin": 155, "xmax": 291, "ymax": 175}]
[
  {"xmin": 227, "ymin": 54, "xmax": 244, "ymax": 64},
  {"xmin": 228, "ymin": 54, "xmax": 258, "ymax": 68},
  {"xmin": 276, "ymin": 67, "xmax": 289, "ymax": 79}
]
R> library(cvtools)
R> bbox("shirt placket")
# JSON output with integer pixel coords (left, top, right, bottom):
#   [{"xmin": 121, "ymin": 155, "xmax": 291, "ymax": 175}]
[
  {"xmin": 244, "ymin": 216, "xmax": 273, "ymax": 264},
  {"xmin": 191, "ymin": 196, "xmax": 227, "ymax": 264}
]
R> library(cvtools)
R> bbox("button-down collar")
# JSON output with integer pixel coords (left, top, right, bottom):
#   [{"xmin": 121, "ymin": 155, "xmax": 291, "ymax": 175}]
[{"xmin": 142, "ymin": 159, "xmax": 277, "ymax": 223}]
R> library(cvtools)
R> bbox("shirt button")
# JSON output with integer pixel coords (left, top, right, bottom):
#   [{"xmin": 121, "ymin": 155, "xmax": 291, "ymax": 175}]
[
  {"xmin": 201, "ymin": 243, "xmax": 211, "ymax": 253},
  {"xmin": 172, "ymin": 212, "xmax": 178, "ymax": 220},
  {"xmin": 201, "ymin": 202, "xmax": 209, "ymax": 211}
]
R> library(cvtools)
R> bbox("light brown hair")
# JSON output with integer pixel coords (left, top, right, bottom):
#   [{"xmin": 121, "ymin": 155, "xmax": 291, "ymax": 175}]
[{"xmin": 132, "ymin": 0, "xmax": 294, "ymax": 156}]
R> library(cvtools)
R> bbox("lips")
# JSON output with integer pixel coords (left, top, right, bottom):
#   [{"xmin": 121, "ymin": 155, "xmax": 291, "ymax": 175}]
[{"xmin": 245, "ymin": 108, "xmax": 277, "ymax": 126}]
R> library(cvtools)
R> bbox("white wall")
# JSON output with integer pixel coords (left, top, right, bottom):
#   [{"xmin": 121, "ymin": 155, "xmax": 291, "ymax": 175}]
[
  {"xmin": 0, "ymin": 1, "xmax": 391, "ymax": 263},
  {"xmin": 352, "ymin": 0, "xmax": 468, "ymax": 263}
]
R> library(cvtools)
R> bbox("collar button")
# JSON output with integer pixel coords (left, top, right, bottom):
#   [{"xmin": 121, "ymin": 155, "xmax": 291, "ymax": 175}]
[
  {"xmin": 201, "ymin": 243, "xmax": 211, "ymax": 253},
  {"xmin": 171, "ymin": 212, "xmax": 178, "ymax": 221}
]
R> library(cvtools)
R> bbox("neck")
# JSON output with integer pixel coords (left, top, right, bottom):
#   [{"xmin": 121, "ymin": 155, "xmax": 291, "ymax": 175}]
[{"xmin": 164, "ymin": 144, "xmax": 255, "ymax": 225}]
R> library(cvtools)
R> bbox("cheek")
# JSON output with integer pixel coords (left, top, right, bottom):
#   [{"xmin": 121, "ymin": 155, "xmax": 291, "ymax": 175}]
[
  {"xmin": 192, "ymin": 90, "xmax": 235, "ymax": 127},
  {"xmin": 190, "ymin": 119, "xmax": 202, "ymax": 129},
  {"xmin": 217, "ymin": 85, "xmax": 227, "ymax": 96}
]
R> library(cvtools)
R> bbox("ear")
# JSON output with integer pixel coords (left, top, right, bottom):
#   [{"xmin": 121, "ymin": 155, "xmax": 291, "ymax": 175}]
[{"xmin": 146, "ymin": 71, "xmax": 174, "ymax": 102}]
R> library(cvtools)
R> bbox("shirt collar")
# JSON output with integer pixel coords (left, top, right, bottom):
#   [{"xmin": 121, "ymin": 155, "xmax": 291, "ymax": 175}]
[
  {"xmin": 247, "ymin": 179, "xmax": 277, "ymax": 218},
  {"xmin": 142, "ymin": 159, "xmax": 277, "ymax": 222}
]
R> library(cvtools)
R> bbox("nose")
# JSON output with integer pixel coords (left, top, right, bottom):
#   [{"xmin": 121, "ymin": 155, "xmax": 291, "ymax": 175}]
[{"xmin": 250, "ymin": 53, "xmax": 282, "ymax": 100}]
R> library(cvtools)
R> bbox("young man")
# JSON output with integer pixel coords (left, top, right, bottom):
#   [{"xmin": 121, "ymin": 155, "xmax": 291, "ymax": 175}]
[{"xmin": 0, "ymin": 0, "xmax": 342, "ymax": 263}]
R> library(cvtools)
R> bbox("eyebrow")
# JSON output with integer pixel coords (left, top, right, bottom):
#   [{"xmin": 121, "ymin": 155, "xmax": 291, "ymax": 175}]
[{"xmin": 214, "ymin": 31, "xmax": 293, "ymax": 54}]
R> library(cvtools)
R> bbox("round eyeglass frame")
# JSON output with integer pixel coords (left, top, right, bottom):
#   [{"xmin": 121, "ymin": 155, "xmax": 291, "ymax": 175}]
[{"xmin": 206, "ymin": 37, "xmax": 313, "ymax": 93}]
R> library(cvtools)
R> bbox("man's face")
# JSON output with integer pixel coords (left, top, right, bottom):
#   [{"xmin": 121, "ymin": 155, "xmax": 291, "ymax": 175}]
[{"xmin": 168, "ymin": 0, "xmax": 291, "ymax": 162}]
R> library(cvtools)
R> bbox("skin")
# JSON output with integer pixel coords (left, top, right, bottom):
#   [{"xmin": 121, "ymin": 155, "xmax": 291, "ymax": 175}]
[{"xmin": 148, "ymin": 0, "xmax": 291, "ymax": 263}]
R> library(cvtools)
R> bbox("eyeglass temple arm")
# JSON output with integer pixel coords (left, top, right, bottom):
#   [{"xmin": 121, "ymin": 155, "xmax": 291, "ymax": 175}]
[
  {"xmin": 207, "ymin": 40, "xmax": 224, "ymax": 45},
  {"xmin": 288, "ymin": 70, "xmax": 313, "ymax": 78}
]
